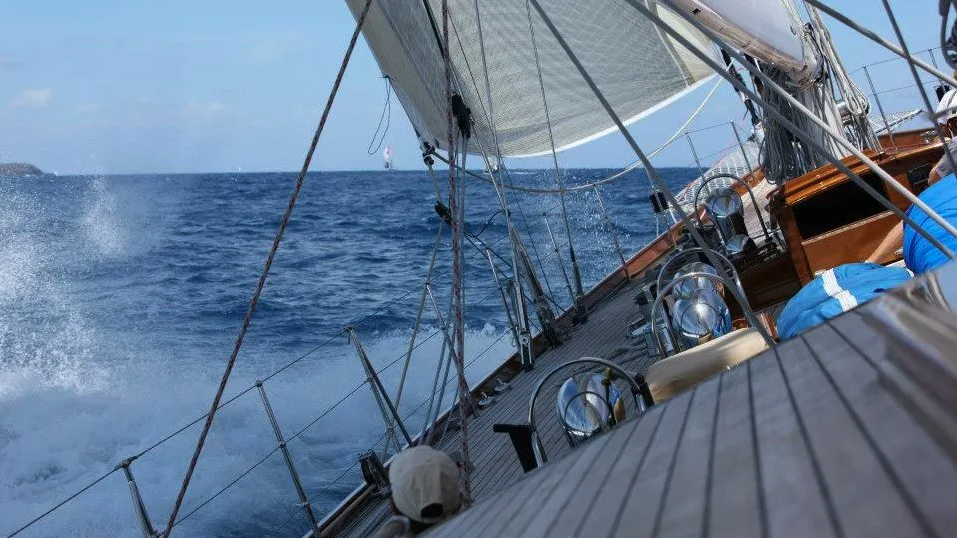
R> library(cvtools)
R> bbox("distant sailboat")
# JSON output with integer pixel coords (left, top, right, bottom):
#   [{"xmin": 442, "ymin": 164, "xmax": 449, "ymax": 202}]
[{"xmin": 383, "ymin": 145, "xmax": 394, "ymax": 170}]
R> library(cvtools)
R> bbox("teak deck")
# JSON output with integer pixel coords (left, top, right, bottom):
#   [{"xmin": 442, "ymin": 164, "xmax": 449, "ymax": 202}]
[
  {"xmin": 327, "ymin": 275, "xmax": 658, "ymax": 538},
  {"xmin": 423, "ymin": 263, "xmax": 957, "ymax": 538},
  {"xmin": 318, "ymin": 141, "xmax": 957, "ymax": 538}
]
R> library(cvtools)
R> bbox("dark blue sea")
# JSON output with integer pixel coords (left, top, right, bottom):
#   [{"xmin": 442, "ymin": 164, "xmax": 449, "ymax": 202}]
[{"xmin": 0, "ymin": 168, "xmax": 696, "ymax": 537}]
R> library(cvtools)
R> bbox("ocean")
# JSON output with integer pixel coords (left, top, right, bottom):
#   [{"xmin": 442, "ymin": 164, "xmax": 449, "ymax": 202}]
[{"xmin": 0, "ymin": 167, "xmax": 697, "ymax": 537}]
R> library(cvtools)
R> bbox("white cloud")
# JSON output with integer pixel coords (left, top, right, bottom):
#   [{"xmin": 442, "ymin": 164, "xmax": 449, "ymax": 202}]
[
  {"xmin": 182, "ymin": 99, "xmax": 228, "ymax": 116},
  {"xmin": 245, "ymin": 36, "xmax": 302, "ymax": 64},
  {"xmin": 76, "ymin": 103, "xmax": 103, "ymax": 113},
  {"xmin": 10, "ymin": 89, "xmax": 53, "ymax": 109}
]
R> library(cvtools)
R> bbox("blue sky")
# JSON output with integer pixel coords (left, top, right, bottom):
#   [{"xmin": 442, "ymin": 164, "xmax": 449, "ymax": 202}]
[{"xmin": 0, "ymin": 0, "xmax": 947, "ymax": 174}]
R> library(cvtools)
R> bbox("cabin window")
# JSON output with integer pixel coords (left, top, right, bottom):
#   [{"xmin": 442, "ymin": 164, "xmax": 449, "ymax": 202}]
[{"xmin": 792, "ymin": 173, "xmax": 890, "ymax": 239}]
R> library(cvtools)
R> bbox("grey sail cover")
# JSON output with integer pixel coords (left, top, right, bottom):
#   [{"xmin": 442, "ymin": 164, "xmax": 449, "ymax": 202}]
[{"xmin": 346, "ymin": 0, "xmax": 715, "ymax": 158}]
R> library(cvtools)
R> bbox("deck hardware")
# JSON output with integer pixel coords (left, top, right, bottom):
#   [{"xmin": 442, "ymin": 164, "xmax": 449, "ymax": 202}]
[
  {"xmin": 692, "ymin": 173, "xmax": 773, "ymax": 246},
  {"xmin": 685, "ymin": 132, "xmax": 709, "ymax": 181},
  {"xmin": 651, "ymin": 272, "xmax": 743, "ymax": 357},
  {"xmin": 494, "ymin": 378, "xmax": 510, "ymax": 393},
  {"xmin": 116, "ymin": 459, "xmax": 161, "ymax": 538},
  {"xmin": 483, "ymin": 244, "xmax": 522, "ymax": 350},
  {"xmin": 358, "ymin": 450, "xmax": 390, "ymax": 497},
  {"xmin": 516, "ymin": 357, "xmax": 646, "ymax": 468},
  {"xmin": 345, "ymin": 327, "xmax": 414, "ymax": 455},
  {"xmin": 256, "ymin": 382, "xmax": 322, "ymax": 537}
]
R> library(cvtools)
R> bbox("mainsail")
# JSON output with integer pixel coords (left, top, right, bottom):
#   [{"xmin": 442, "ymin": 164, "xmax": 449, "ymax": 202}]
[{"xmin": 346, "ymin": 0, "xmax": 716, "ymax": 158}]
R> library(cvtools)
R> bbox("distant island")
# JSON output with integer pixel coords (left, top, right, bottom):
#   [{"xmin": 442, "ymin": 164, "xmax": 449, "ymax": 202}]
[{"xmin": 0, "ymin": 163, "xmax": 44, "ymax": 177}]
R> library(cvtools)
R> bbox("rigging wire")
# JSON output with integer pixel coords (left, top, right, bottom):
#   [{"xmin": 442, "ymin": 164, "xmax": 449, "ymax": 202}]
[
  {"xmin": 366, "ymin": 76, "xmax": 392, "ymax": 155},
  {"xmin": 176, "ymin": 285, "xmax": 509, "ymax": 534},
  {"xmin": 525, "ymin": 0, "xmax": 585, "ymax": 316},
  {"xmin": 5, "ymin": 468, "xmax": 120, "ymax": 538},
  {"xmin": 442, "ymin": 8, "xmax": 537, "ymax": 373},
  {"xmin": 883, "ymin": 0, "xmax": 957, "ymax": 179},
  {"xmin": 162, "ymin": 2, "xmax": 375, "ymax": 533},
  {"xmin": 637, "ymin": 0, "xmax": 957, "ymax": 257}
]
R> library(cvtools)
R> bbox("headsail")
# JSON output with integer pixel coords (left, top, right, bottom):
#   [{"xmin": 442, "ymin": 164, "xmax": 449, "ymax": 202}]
[{"xmin": 346, "ymin": 0, "xmax": 716, "ymax": 158}]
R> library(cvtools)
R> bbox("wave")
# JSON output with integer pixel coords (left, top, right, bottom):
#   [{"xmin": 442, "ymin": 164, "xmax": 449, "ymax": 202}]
[{"xmin": 0, "ymin": 326, "xmax": 512, "ymax": 538}]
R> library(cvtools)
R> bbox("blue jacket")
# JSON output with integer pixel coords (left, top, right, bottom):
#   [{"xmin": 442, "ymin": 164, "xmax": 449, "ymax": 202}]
[
  {"xmin": 904, "ymin": 173, "xmax": 957, "ymax": 273},
  {"xmin": 777, "ymin": 263, "xmax": 911, "ymax": 339}
]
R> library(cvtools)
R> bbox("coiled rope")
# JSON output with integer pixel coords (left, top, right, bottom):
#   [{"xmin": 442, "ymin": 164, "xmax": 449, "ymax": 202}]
[{"xmin": 161, "ymin": 1, "xmax": 375, "ymax": 534}]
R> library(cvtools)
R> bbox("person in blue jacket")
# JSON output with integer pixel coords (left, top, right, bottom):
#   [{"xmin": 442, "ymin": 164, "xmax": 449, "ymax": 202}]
[{"xmin": 866, "ymin": 90, "xmax": 957, "ymax": 272}]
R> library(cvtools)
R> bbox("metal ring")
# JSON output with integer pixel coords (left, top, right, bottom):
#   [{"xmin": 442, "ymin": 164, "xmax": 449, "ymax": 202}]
[
  {"xmin": 692, "ymin": 173, "xmax": 773, "ymax": 244},
  {"xmin": 655, "ymin": 247, "xmax": 744, "ymax": 300},
  {"xmin": 526, "ymin": 357, "xmax": 643, "ymax": 466},
  {"xmin": 650, "ymin": 271, "xmax": 746, "ymax": 358}
]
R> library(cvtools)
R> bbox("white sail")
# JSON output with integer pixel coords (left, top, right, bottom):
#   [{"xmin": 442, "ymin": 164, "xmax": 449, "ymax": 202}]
[
  {"xmin": 668, "ymin": 0, "xmax": 818, "ymax": 83},
  {"xmin": 346, "ymin": 0, "xmax": 716, "ymax": 158}
]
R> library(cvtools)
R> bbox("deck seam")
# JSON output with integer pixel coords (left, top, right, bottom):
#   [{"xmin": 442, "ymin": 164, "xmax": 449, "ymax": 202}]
[
  {"xmin": 649, "ymin": 385, "xmax": 699, "ymax": 538},
  {"xmin": 562, "ymin": 416, "xmax": 648, "ymax": 538},
  {"xmin": 701, "ymin": 373, "xmax": 723, "ymax": 538},
  {"xmin": 746, "ymin": 359, "xmax": 769, "ymax": 538},
  {"xmin": 607, "ymin": 402, "xmax": 669, "ymax": 537},
  {"xmin": 799, "ymin": 330, "xmax": 939, "ymax": 538},
  {"xmin": 772, "ymin": 341, "xmax": 845, "ymax": 538}
]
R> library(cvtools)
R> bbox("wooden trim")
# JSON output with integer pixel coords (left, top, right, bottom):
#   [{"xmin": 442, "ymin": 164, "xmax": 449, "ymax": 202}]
[{"xmin": 772, "ymin": 141, "xmax": 944, "ymax": 284}]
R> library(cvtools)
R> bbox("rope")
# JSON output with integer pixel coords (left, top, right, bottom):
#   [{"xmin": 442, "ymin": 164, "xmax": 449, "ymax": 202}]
[
  {"xmin": 161, "ymin": 1, "xmax": 374, "ymax": 533},
  {"xmin": 366, "ymin": 76, "xmax": 392, "ymax": 155},
  {"xmin": 882, "ymin": 0, "xmax": 957, "ymax": 178},
  {"xmin": 441, "ymin": 0, "xmax": 472, "ymax": 507}
]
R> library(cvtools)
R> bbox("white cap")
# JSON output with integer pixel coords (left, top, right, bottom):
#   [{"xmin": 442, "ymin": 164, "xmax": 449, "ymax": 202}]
[
  {"xmin": 936, "ymin": 89, "xmax": 957, "ymax": 125},
  {"xmin": 389, "ymin": 446, "xmax": 461, "ymax": 524}
]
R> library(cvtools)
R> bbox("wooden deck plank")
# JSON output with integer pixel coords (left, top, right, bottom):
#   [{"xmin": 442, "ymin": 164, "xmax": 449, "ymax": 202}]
[
  {"xmin": 325, "ymin": 278, "xmax": 650, "ymax": 538},
  {"xmin": 448, "ymin": 280, "xmax": 646, "ymax": 502},
  {"xmin": 820, "ymin": 315, "xmax": 957, "ymax": 538},
  {"xmin": 774, "ymin": 332, "xmax": 928, "ymax": 538},
  {"xmin": 606, "ymin": 389, "xmax": 696, "ymax": 538},
  {"xmin": 541, "ymin": 413, "xmax": 648, "ymax": 538},
  {"xmin": 433, "ymin": 450, "xmax": 562, "ymax": 538},
  {"xmin": 340, "ymin": 261, "xmax": 957, "ymax": 538},
  {"xmin": 739, "ymin": 337, "xmax": 840, "ymax": 538},
  {"xmin": 494, "ymin": 432, "xmax": 615, "ymax": 537},
  {"xmin": 653, "ymin": 373, "xmax": 721, "ymax": 538},
  {"xmin": 705, "ymin": 363, "xmax": 762, "ymax": 538},
  {"xmin": 564, "ymin": 405, "xmax": 668, "ymax": 538}
]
